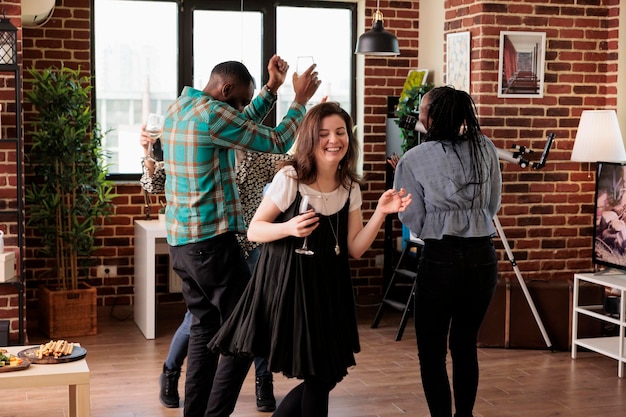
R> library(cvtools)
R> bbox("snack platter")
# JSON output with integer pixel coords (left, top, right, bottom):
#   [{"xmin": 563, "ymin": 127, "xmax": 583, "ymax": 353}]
[
  {"xmin": 0, "ymin": 348, "xmax": 30, "ymax": 373},
  {"xmin": 18, "ymin": 340, "xmax": 87, "ymax": 364}
]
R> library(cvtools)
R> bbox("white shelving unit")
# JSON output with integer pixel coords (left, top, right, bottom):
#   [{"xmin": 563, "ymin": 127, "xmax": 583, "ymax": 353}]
[{"xmin": 572, "ymin": 272, "xmax": 626, "ymax": 377}]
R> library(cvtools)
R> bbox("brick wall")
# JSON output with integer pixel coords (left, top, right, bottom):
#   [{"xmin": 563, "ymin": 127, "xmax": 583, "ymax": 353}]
[
  {"xmin": 0, "ymin": 2, "xmax": 23, "ymax": 343},
  {"xmin": 443, "ymin": 0, "xmax": 619, "ymax": 284},
  {"xmin": 354, "ymin": 1, "xmax": 422, "ymax": 300},
  {"xmin": 0, "ymin": 0, "xmax": 618, "ymax": 340}
]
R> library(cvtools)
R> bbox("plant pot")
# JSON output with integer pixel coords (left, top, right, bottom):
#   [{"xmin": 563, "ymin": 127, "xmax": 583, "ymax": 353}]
[{"xmin": 38, "ymin": 283, "xmax": 97, "ymax": 339}]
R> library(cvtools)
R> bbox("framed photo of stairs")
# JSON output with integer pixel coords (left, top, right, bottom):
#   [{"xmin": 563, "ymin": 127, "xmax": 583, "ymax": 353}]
[{"xmin": 498, "ymin": 31, "xmax": 546, "ymax": 98}]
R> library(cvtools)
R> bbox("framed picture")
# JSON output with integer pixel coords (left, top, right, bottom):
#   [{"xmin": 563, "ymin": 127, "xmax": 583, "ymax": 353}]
[
  {"xmin": 446, "ymin": 31, "xmax": 470, "ymax": 93},
  {"xmin": 498, "ymin": 31, "xmax": 546, "ymax": 98},
  {"xmin": 399, "ymin": 69, "xmax": 429, "ymax": 102}
]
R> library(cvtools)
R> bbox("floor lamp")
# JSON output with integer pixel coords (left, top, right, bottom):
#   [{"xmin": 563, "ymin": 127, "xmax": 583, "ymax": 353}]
[{"xmin": 571, "ymin": 109, "xmax": 626, "ymax": 175}]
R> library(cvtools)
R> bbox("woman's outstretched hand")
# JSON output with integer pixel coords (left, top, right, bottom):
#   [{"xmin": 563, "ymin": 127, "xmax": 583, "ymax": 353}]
[{"xmin": 377, "ymin": 188, "xmax": 412, "ymax": 214}]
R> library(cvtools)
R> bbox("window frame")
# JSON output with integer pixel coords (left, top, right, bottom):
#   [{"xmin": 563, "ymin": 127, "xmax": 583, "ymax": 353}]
[{"xmin": 93, "ymin": 0, "xmax": 357, "ymax": 181}]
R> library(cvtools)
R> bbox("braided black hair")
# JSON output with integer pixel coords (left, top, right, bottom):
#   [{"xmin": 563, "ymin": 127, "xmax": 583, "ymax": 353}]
[{"xmin": 423, "ymin": 86, "xmax": 490, "ymax": 202}]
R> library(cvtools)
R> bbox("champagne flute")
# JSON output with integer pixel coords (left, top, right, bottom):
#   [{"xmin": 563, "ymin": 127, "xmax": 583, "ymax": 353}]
[
  {"xmin": 295, "ymin": 194, "xmax": 317, "ymax": 255},
  {"xmin": 296, "ymin": 56, "xmax": 315, "ymax": 76}
]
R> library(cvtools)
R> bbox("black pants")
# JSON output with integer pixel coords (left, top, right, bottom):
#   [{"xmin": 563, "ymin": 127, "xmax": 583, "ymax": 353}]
[
  {"xmin": 169, "ymin": 233, "xmax": 251, "ymax": 417},
  {"xmin": 414, "ymin": 236, "xmax": 498, "ymax": 417}
]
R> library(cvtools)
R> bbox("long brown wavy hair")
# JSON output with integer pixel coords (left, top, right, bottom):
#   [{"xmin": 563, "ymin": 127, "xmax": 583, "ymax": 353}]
[{"xmin": 285, "ymin": 101, "xmax": 363, "ymax": 189}]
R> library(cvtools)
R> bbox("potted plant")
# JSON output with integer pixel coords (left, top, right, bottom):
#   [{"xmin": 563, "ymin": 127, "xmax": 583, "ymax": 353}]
[
  {"xmin": 394, "ymin": 73, "xmax": 434, "ymax": 247},
  {"xmin": 25, "ymin": 66, "xmax": 116, "ymax": 338},
  {"xmin": 395, "ymin": 81, "xmax": 434, "ymax": 153}
]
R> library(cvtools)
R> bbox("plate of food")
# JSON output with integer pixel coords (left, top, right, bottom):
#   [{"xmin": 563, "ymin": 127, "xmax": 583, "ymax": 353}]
[
  {"xmin": 0, "ymin": 348, "xmax": 31, "ymax": 372},
  {"xmin": 18, "ymin": 340, "xmax": 87, "ymax": 364}
]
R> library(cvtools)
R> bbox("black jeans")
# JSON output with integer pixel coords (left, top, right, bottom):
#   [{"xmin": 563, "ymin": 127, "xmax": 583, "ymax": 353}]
[
  {"xmin": 169, "ymin": 233, "xmax": 252, "ymax": 417},
  {"xmin": 414, "ymin": 236, "xmax": 498, "ymax": 417}
]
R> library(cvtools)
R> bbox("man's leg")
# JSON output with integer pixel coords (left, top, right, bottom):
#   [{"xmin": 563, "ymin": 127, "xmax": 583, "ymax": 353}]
[
  {"xmin": 169, "ymin": 233, "xmax": 250, "ymax": 417},
  {"xmin": 160, "ymin": 310, "xmax": 193, "ymax": 408},
  {"xmin": 254, "ymin": 357, "xmax": 276, "ymax": 412},
  {"xmin": 205, "ymin": 355, "xmax": 253, "ymax": 417}
]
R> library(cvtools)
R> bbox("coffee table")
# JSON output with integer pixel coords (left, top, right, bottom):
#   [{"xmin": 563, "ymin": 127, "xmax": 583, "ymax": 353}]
[{"xmin": 0, "ymin": 345, "xmax": 90, "ymax": 416}]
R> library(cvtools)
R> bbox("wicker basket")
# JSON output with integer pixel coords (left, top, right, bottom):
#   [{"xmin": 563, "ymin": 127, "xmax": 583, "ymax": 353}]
[{"xmin": 38, "ymin": 283, "xmax": 97, "ymax": 338}]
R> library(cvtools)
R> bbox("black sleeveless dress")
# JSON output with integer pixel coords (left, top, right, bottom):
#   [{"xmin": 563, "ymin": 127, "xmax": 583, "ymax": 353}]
[{"xmin": 209, "ymin": 190, "xmax": 360, "ymax": 384}]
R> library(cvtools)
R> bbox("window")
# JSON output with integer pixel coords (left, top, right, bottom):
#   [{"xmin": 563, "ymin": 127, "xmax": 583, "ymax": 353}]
[
  {"xmin": 94, "ymin": 0, "xmax": 178, "ymax": 177},
  {"xmin": 94, "ymin": 0, "xmax": 356, "ymax": 179},
  {"xmin": 192, "ymin": 10, "xmax": 263, "ymax": 94},
  {"xmin": 276, "ymin": 6, "xmax": 353, "ymax": 117}
]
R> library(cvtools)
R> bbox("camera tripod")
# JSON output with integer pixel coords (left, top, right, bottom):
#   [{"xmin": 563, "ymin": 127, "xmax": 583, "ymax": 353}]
[{"xmin": 494, "ymin": 133, "xmax": 556, "ymax": 349}]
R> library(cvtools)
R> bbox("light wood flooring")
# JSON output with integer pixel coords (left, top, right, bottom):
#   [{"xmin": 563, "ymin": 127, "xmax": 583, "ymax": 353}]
[{"xmin": 2, "ymin": 301, "xmax": 626, "ymax": 417}]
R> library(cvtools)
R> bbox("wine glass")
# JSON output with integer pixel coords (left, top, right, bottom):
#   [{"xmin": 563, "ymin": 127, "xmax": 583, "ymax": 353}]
[
  {"xmin": 296, "ymin": 56, "xmax": 315, "ymax": 76},
  {"xmin": 146, "ymin": 113, "xmax": 165, "ymax": 140},
  {"xmin": 295, "ymin": 194, "xmax": 317, "ymax": 255},
  {"xmin": 146, "ymin": 113, "xmax": 165, "ymax": 161}
]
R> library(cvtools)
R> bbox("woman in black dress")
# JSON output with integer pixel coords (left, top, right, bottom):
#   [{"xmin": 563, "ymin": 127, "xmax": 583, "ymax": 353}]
[{"xmin": 210, "ymin": 101, "xmax": 411, "ymax": 417}]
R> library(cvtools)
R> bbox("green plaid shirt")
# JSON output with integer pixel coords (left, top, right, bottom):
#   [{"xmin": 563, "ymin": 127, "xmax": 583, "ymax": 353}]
[{"xmin": 163, "ymin": 86, "xmax": 305, "ymax": 246}]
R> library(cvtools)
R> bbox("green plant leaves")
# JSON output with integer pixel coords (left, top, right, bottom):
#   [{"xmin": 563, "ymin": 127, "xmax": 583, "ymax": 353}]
[{"xmin": 25, "ymin": 66, "xmax": 117, "ymax": 290}]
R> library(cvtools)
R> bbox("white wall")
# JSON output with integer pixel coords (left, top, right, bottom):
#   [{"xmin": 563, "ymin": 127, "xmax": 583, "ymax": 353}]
[{"xmin": 418, "ymin": 0, "xmax": 445, "ymax": 85}]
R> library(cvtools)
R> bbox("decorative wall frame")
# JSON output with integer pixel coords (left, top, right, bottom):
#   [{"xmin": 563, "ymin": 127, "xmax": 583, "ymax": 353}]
[
  {"xmin": 446, "ymin": 31, "xmax": 470, "ymax": 93},
  {"xmin": 498, "ymin": 31, "xmax": 546, "ymax": 98}
]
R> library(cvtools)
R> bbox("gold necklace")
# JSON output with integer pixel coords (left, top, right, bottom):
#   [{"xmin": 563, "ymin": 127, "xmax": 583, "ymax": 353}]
[{"xmin": 316, "ymin": 180, "xmax": 340, "ymax": 255}]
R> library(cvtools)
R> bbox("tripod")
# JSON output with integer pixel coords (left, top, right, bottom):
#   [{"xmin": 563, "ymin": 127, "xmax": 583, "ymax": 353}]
[
  {"xmin": 493, "ymin": 133, "xmax": 556, "ymax": 350},
  {"xmin": 493, "ymin": 215, "xmax": 552, "ymax": 349}
]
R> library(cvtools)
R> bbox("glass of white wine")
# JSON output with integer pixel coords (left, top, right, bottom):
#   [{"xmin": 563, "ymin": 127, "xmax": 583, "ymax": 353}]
[{"xmin": 146, "ymin": 113, "xmax": 165, "ymax": 139}]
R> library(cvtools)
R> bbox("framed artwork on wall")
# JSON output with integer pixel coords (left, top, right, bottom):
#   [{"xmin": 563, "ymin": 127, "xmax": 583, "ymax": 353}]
[
  {"xmin": 446, "ymin": 31, "xmax": 470, "ymax": 92},
  {"xmin": 498, "ymin": 31, "xmax": 546, "ymax": 98}
]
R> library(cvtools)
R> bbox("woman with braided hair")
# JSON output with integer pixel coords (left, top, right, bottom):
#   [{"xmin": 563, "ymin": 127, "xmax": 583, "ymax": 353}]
[{"xmin": 393, "ymin": 86, "xmax": 502, "ymax": 417}]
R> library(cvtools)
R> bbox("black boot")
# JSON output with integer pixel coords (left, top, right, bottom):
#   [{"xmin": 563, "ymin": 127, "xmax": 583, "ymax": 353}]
[
  {"xmin": 159, "ymin": 364, "xmax": 180, "ymax": 408},
  {"xmin": 256, "ymin": 374, "xmax": 276, "ymax": 412}
]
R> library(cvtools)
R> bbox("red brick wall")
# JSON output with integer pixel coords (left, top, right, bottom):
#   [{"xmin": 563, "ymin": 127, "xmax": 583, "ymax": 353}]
[
  {"xmin": 0, "ymin": 0, "xmax": 619, "ymax": 340},
  {"xmin": 20, "ymin": 0, "xmax": 146, "ymax": 328},
  {"xmin": 356, "ymin": 0, "xmax": 422, "ymax": 299},
  {"xmin": 443, "ymin": 0, "xmax": 619, "ymax": 284},
  {"xmin": 0, "ymin": 2, "xmax": 23, "ymax": 343}
]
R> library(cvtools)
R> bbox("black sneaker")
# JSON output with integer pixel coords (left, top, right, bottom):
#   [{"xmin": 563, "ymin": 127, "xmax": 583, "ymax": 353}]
[
  {"xmin": 159, "ymin": 364, "xmax": 181, "ymax": 408},
  {"xmin": 256, "ymin": 375, "xmax": 276, "ymax": 412}
]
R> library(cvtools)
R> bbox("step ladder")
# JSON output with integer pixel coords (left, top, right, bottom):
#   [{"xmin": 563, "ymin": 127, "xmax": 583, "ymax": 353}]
[{"xmin": 371, "ymin": 238, "xmax": 423, "ymax": 341}]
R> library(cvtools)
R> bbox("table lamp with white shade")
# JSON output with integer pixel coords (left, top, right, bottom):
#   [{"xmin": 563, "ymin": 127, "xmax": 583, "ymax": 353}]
[{"xmin": 571, "ymin": 110, "xmax": 626, "ymax": 168}]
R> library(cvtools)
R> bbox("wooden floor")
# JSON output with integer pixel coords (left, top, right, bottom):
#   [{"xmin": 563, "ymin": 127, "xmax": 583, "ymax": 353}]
[{"xmin": 3, "ymin": 301, "xmax": 626, "ymax": 417}]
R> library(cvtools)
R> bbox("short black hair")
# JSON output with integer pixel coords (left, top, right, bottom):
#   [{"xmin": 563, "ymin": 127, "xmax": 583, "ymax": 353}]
[{"xmin": 211, "ymin": 61, "xmax": 256, "ymax": 88}]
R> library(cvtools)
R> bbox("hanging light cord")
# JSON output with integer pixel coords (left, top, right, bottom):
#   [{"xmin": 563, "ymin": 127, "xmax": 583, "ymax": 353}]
[{"xmin": 240, "ymin": 0, "xmax": 244, "ymax": 63}]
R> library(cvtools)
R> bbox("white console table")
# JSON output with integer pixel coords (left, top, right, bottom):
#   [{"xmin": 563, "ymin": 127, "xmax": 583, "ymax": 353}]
[
  {"xmin": 572, "ymin": 272, "xmax": 626, "ymax": 377},
  {"xmin": 134, "ymin": 219, "xmax": 170, "ymax": 340}
]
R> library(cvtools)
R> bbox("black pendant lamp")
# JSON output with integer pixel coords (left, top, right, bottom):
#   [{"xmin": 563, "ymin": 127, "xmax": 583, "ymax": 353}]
[{"xmin": 355, "ymin": 1, "xmax": 400, "ymax": 56}]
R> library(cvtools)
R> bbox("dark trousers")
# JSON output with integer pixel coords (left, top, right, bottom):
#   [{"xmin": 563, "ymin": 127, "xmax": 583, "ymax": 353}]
[
  {"xmin": 414, "ymin": 236, "xmax": 498, "ymax": 417},
  {"xmin": 169, "ymin": 233, "xmax": 252, "ymax": 417}
]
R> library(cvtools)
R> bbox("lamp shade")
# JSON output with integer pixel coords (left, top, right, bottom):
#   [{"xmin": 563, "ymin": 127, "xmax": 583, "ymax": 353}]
[
  {"xmin": 571, "ymin": 110, "xmax": 626, "ymax": 162},
  {"xmin": 355, "ymin": 13, "xmax": 400, "ymax": 56}
]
